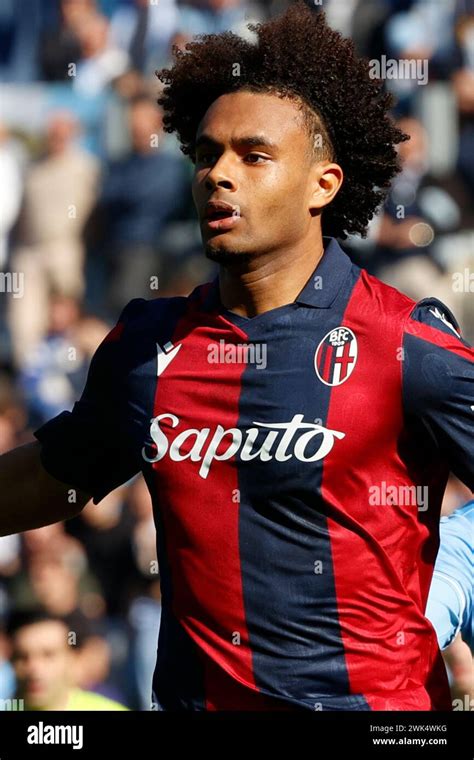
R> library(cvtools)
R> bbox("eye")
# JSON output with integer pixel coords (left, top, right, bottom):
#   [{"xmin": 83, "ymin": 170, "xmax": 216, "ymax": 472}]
[
  {"xmin": 244, "ymin": 153, "xmax": 268, "ymax": 164},
  {"xmin": 196, "ymin": 152, "xmax": 217, "ymax": 165}
]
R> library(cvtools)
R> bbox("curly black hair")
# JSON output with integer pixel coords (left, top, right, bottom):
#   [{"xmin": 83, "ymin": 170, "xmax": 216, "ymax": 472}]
[{"xmin": 156, "ymin": 0, "xmax": 408, "ymax": 240}]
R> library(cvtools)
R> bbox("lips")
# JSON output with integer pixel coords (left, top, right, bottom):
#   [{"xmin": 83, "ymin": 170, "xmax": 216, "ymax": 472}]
[{"xmin": 204, "ymin": 200, "xmax": 240, "ymax": 220}]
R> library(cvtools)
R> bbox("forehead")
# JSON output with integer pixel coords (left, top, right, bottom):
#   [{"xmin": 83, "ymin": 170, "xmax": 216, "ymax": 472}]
[
  {"xmin": 196, "ymin": 90, "xmax": 307, "ymax": 146},
  {"xmin": 15, "ymin": 622, "xmax": 68, "ymax": 651}
]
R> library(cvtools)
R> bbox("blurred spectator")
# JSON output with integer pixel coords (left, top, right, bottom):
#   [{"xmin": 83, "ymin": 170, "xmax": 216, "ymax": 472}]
[
  {"xmin": 102, "ymin": 67, "xmax": 154, "ymax": 160},
  {"xmin": 0, "ymin": 0, "xmax": 42, "ymax": 83},
  {"xmin": 65, "ymin": 481, "xmax": 159, "ymax": 706},
  {"xmin": 92, "ymin": 96, "xmax": 190, "ymax": 315},
  {"xmin": 0, "ymin": 122, "xmax": 22, "ymax": 269},
  {"xmin": 126, "ymin": 475, "xmax": 161, "ymax": 710},
  {"xmin": 177, "ymin": 0, "xmax": 251, "ymax": 37},
  {"xmin": 110, "ymin": 67, "xmax": 151, "ymax": 102},
  {"xmin": 128, "ymin": 476, "xmax": 157, "ymax": 582},
  {"xmin": 22, "ymin": 521, "xmax": 84, "ymax": 560},
  {"xmin": 66, "ymin": 487, "xmax": 139, "ymax": 618},
  {"xmin": 147, "ymin": 28, "xmax": 194, "ymax": 75},
  {"xmin": 0, "ymin": 629, "xmax": 16, "ymax": 700},
  {"xmin": 128, "ymin": 590, "xmax": 161, "ymax": 710},
  {"xmin": 19, "ymin": 293, "xmax": 109, "ymax": 427},
  {"xmin": 74, "ymin": 12, "xmax": 129, "ymax": 96},
  {"xmin": 6, "ymin": 529, "xmax": 90, "ymax": 637},
  {"xmin": 5, "ymin": 526, "xmax": 131, "ymax": 703},
  {"xmin": 12, "ymin": 526, "xmax": 92, "ymax": 617},
  {"xmin": 7, "ymin": 111, "xmax": 99, "ymax": 368},
  {"xmin": 109, "ymin": 0, "xmax": 179, "ymax": 76},
  {"xmin": 0, "ymin": 374, "xmax": 28, "ymax": 453},
  {"xmin": 5, "ymin": 610, "xmax": 128, "ymax": 710},
  {"xmin": 385, "ymin": 0, "xmax": 459, "ymax": 83},
  {"xmin": 366, "ymin": 117, "xmax": 471, "ymax": 315},
  {"xmin": 452, "ymin": 11, "xmax": 474, "ymax": 198},
  {"xmin": 38, "ymin": 0, "xmax": 97, "ymax": 82},
  {"xmin": 0, "ymin": 534, "xmax": 21, "ymax": 580}
]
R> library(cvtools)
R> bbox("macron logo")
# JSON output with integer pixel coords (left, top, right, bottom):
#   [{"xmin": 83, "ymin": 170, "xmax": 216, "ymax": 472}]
[
  {"xmin": 428, "ymin": 307, "xmax": 459, "ymax": 336},
  {"xmin": 157, "ymin": 341, "xmax": 182, "ymax": 377}
]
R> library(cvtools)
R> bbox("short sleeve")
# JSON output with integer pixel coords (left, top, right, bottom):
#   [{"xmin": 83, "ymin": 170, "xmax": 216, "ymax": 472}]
[
  {"xmin": 425, "ymin": 572, "xmax": 464, "ymax": 650},
  {"xmin": 402, "ymin": 297, "xmax": 474, "ymax": 492},
  {"xmin": 34, "ymin": 299, "xmax": 146, "ymax": 504}
]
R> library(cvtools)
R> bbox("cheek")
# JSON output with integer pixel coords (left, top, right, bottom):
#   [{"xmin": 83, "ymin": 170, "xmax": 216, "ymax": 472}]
[
  {"xmin": 191, "ymin": 179, "xmax": 199, "ymax": 204},
  {"xmin": 256, "ymin": 168, "xmax": 308, "ymax": 211},
  {"xmin": 191, "ymin": 172, "xmax": 205, "ymax": 199},
  {"xmin": 257, "ymin": 194, "xmax": 308, "ymax": 231},
  {"xmin": 48, "ymin": 660, "xmax": 66, "ymax": 683},
  {"xmin": 15, "ymin": 662, "xmax": 26, "ymax": 678}
]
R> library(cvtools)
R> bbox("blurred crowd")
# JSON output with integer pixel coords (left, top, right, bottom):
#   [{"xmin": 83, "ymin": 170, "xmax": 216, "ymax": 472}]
[{"xmin": 0, "ymin": 0, "xmax": 473, "ymax": 710}]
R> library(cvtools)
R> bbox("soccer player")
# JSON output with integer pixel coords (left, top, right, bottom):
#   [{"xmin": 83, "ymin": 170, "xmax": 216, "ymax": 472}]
[
  {"xmin": 5, "ymin": 611, "xmax": 128, "ymax": 711},
  {"xmin": 1, "ymin": 3, "xmax": 473, "ymax": 710}
]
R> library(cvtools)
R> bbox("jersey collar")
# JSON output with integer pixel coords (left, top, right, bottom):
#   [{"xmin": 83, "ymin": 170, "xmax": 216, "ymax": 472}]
[{"xmin": 200, "ymin": 236, "xmax": 353, "ymax": 313}]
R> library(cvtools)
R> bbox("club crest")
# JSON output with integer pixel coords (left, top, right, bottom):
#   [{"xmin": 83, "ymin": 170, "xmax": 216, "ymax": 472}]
[{"xmin": 315, "ymin": 327, "xmax": 358, "ymax": 386}]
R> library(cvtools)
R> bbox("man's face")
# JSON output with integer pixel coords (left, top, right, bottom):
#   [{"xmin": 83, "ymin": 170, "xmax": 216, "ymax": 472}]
[
  {"xmin": 192, "ymin": 90, "xmax": 322, "ymax": 263},
  {"xmin": 129, "ymin": 102, "xmax": 163, "ymax": 154},
  {"xmin": 12, "ymin": 621, "xmax": 73, "ymax": 709}
]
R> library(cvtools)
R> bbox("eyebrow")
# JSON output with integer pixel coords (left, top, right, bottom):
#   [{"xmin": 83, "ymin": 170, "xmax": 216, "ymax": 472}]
[{"xmin": 195, "ymin": 133, "xmax": 278, "ymax": 151}]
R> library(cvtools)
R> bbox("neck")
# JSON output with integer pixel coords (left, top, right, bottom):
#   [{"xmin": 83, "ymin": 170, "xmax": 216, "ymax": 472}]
[
  {"xmin": 24, "ymin": 688, "xmax": 71, "ymax": 711},
  {"xmin": 49, "ymin": 689, "xmax": 71, "ymax": 710},
  {"xmin": 218, "ymin": 235, "xmax": 325, "ymax": 318}
]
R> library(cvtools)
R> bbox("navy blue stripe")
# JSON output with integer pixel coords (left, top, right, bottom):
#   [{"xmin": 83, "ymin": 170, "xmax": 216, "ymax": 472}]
[
  {"xmin": 124, "ymin": 296, "xmax": 208, "ymax": 710},
  {"xmin": 235, "ymin": 268, "xmax": 371, "ymax": 709}
]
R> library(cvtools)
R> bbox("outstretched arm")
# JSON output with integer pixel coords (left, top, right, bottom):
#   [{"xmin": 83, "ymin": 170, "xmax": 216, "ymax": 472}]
[{"xmin": 0, "ymin": 441, "xmax": 91, "ymax": 537}]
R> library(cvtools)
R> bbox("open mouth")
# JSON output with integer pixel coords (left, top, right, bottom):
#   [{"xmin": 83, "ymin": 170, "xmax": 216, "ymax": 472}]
[
  {"xmin": 206, "ymin": 210, "xmax": 236, "ymax": 222},
  {"xmin": 203, "ymin": 204, "xmax": 242, "ymax": 231}
]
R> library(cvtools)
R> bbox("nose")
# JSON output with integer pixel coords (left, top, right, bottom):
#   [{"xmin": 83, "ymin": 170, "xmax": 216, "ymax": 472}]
[
  {"xmin": 25, "ymin": 661, "xmax": 43, "ymax": 681},
  {"xmin": 204, "ymin": 155, "xmax": 237, "ymax": 193}
]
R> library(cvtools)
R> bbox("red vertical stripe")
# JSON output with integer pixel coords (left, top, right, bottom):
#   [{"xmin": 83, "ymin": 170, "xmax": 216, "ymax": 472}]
[
  {"xmin": 150, "ymin": 303, "xmax": 270, "ymax": 707},
  {"xmin": 320, "ymin": 272, "xmax": 451, "ymax": 710}
]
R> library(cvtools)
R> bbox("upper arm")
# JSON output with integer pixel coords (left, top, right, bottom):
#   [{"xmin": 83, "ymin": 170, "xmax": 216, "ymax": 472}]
[
  {"xmin": 0, "ymin": 441, "xmax": 91, "ymax": 537},
  {"xmin": 402, "ymin": 298, "xmax": 474, "ymax": 492},
  {"xmin": 36, "ymin": 441, "xmax": 92, "ymax": 512}
]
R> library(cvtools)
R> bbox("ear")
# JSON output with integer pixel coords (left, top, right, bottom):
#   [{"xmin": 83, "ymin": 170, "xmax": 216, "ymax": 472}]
[{"xmin": 309, "ymin": 161, "xmax": 344, "ymax": 212}]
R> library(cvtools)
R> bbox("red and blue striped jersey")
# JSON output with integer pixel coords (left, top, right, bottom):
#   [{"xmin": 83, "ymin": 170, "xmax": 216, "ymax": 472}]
[{"xmin": 35, "ymin": 237, "xmax": 474, "ymax": 711}]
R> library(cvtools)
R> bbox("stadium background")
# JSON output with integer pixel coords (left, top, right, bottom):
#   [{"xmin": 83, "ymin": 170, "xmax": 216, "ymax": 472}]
[{"xmin": 0, "ymin": 0, "xmax": 472, "ymax": 710}]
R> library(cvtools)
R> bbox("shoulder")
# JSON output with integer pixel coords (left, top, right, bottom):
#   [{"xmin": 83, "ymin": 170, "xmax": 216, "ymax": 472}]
[
  {"xmin": 405, "ymin": 297, "xmax": 467, "ymax": 341},
  {"xmin": 357, "ymin": 270, "xmax": 470, "ymax": 345},
  {"xmin": 116, "ymin": 286, "xmax": 207, "ymax": 333},
  {"xmin": 403, "ymin": 296, "xmax": 472, "ymax": 358},
  {"xmin": 354, "ymin": 269, "xmax": 416, "ymax": 326},
  {"xmin": 106, "ymin": 284, "xmax": 210, "ymax": 343}
]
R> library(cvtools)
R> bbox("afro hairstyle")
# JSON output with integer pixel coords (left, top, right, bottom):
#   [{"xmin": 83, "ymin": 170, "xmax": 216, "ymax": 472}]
[{"xmin": 156, "ymin": 0, "xmax": 408, "ymax": 240}]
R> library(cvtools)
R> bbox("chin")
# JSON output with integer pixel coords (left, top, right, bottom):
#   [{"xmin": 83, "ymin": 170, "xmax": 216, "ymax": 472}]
[
  {"xmin": 204, "ymin": 241, "xmax": 253, "ymax": 266},
  {"xmin": 25, "ymin": 694, "xmax": 47, "ymax": 708}
]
